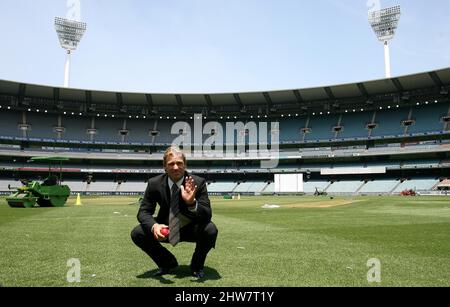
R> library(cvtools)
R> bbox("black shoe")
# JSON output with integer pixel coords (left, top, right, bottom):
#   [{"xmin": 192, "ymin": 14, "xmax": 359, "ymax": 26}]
[
  {"xmin": 153, "ymin": 262, "xmax": 178, "ymax": 277},
  {"xmin": 191, "ymin": 269, "xmax": 205, "ymax": 279}
]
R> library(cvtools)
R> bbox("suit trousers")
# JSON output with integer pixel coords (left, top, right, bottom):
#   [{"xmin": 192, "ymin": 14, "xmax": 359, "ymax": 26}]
[{"xmin": 131, "ymin": 221, "xmax": 218, "ymax": 271}]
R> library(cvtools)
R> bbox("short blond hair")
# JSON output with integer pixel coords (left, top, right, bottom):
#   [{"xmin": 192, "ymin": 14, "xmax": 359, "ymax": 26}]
[{"xmin": 163, "ymin": 146, "xmax": 186, "ymax": 167}]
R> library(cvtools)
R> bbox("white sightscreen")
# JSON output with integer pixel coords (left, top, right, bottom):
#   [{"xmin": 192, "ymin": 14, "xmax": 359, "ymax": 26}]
[{"xmin": 274, "ymin": 174, "xmax": 303, "ymax": 193}]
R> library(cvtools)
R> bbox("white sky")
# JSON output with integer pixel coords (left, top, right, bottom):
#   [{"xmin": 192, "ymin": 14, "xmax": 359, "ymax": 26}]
[{"xmin": 0, "ymin": 0, "xmax": 449, "ymax": 93}]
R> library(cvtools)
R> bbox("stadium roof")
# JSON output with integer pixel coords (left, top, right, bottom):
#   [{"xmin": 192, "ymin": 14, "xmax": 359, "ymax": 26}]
[{"xmin": 1, "ymin": 67, "xmax": 449, "ymax": 116}]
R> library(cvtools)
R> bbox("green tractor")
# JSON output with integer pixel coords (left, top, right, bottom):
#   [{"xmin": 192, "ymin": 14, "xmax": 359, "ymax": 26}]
[{"xmin": 6, "ymin": 157, "xmax": 71, "ymax": 208}]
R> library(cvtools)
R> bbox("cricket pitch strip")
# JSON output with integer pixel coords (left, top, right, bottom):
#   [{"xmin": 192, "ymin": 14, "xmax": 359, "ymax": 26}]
[{"xmin": 285, "ymin": 199, "xmax": 363, "ymax": 208}]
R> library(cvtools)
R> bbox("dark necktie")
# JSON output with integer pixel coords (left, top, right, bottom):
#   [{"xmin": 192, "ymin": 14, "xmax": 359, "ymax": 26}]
[{"xmin": 169, "ymin": 183, "xmax": 180, "ymax": 246}]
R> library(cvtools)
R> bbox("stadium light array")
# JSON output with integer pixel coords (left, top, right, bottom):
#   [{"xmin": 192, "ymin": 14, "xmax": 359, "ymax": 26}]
[
  {"xmin": 54, "ymin": 17, "xmax": 87, "ymax": 88},
  {"xmin": 368, "ymin": 5, "xmax": 401, "ymax": 78}
]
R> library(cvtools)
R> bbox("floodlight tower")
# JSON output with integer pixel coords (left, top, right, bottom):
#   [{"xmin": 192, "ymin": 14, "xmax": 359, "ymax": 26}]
[
  {"xmin": 54, "ymin": 17, "xmax": 87, "ymax": 88},
  {"xmin": 368, "ymin": 5, "xmax": 401, "ymax": 78}
]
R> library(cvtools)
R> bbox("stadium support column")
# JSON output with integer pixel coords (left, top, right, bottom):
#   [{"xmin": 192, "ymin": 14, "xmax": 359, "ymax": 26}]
[
  {"xmin": 384, "ymin": 41, "xmax": 391, "ymax": 78},
  {"xmin": 64, "ymin": 50, "xmax": 71, "ymax": 88}
]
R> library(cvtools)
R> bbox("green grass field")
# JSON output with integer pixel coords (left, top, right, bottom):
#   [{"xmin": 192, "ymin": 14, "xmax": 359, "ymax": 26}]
[{"xmin": 0, "ymin": 195, "xmax": 449, "ymax": 287}]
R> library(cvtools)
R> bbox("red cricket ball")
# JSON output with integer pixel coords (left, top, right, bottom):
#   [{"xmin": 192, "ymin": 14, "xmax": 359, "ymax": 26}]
[{"xmin": 160, "ymin": 227, "xmax": 170, "ymax": 237}]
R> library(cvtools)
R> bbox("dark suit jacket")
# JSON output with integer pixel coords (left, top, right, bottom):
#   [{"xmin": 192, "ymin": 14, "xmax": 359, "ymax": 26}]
[{"xmin": 137, "ymin": 172, "xmax": 212, "ymax": 235}]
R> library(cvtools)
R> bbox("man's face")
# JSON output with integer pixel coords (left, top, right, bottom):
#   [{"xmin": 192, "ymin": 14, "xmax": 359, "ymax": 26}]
[{"xmin": 164, "ymin": 153, "xmax": 185, "ymax": 182}]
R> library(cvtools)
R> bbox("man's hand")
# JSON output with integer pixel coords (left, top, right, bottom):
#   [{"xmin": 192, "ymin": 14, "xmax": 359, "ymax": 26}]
[
  {"xmin": 152, "ymin": 223, "xmax": 169, "ymax": 241},
  {"xmin": 181, "ymin": 176, "xmax": 197, "ymax": 206}
]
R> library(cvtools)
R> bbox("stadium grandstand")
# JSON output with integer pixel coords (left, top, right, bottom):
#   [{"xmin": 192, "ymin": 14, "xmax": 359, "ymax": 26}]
[{"xmin": 1, "ymin": 67, "xmax": 450, "ymax": 196}]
